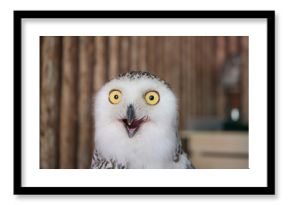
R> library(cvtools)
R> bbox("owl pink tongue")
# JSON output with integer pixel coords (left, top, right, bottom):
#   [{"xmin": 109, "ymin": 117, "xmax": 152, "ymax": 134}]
[
  {"xmin": 122, "ymin": 118, "xmax": 145, "ymax": 136},
  {"xmin": 122, "ymin": 116, "xmax": 148, "ymax": 138},
  {"xmin": 123, "ymin": 118, "xmax": 143, "ymax": 129}
]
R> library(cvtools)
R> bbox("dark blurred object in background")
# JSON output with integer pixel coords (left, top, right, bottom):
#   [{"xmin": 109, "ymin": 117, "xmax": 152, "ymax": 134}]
[
  {"xmin": 221, "ymin": 54, "xmax": 248, "ymax": 131},
  {"xmin": 40, "ymin": 36, "xmax": 248, "ymax": 169}
]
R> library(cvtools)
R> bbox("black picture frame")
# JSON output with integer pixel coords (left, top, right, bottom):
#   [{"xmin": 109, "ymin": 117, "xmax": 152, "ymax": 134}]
[{"xmin": 14, "ymin": 10, "xmax": 275, "ymax": 195}]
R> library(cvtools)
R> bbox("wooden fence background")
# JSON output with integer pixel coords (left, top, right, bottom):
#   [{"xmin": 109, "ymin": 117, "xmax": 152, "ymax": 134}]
[{"xmin": 40, "ymin": 36, "xmax": 248, "ymax": 169}]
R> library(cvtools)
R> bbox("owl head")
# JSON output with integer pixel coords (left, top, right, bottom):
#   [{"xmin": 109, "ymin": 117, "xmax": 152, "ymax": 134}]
[{"xmin": 94, "ymin": 71, "xmax": 178, "ymax": 137}]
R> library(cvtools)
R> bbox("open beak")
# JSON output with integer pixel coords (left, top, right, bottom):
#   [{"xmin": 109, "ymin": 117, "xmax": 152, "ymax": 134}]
[{"xmin": 122, "ymin": 104, "xmax": 146, "ymax": 138}]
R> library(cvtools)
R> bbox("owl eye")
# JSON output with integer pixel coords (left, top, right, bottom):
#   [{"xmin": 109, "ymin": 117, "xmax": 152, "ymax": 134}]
[
  {"xmin": 109, "ymin": 90, "xmax": 122, "ymax": 104},
  {"xmin": 144, "ymin": 91, "xmax": 160, "ymax": 105}
]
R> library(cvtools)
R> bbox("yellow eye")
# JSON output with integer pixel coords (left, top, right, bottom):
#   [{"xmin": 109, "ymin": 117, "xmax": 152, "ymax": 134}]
[
  {"xmin": 145, "ymin": 91, "xmax": 160, "ymax": 105},
  {"xmin": 109, "ymin": 90, "xmax": 122, "ymax": 104}
]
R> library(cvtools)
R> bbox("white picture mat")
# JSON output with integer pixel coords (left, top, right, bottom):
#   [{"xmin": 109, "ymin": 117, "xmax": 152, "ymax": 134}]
[{"xmin": 21, "ymin": 18, "xmax": 267, "ymax": 187}]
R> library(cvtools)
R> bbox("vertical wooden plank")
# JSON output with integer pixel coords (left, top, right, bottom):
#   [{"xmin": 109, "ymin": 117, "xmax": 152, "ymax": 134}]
[
  {"xmin": 216, "ymin": 36, "xmax": 227, "ymax": 120},
  {"xmin": 216, "ymin": 37, "xmax": 227, "ymax": 66},
  {"xmin": 199, "ymin": 36, "xmax": 205, "ymax": 117},
  {"xmin": 227, "ymin": 36, "xmax": 239, "ymax": 55},
  {"xmin": 175, "ymin": 36, "xmax": 183, "ymax": 133},
  {"xmin": 77, "ymin": 37, "xmax": 94, "ymax": 169},
  {"xmin": 138, "ymin": 36, "xmax": 147, "ymax": 71},
  {"xmin": 190, "ymin": 37, "xmax": 197, "ymax": 117},
  {"xmin": 93, "ymin": 36, "xmax": 106, "ymax": 93},
  {"xmin": 240, "ymin": 36, "xmax": 249, "ymax": 124},
  {"xmin": 178, "ymin": 37, "xmax": 184, "ymax": 129},
  {"xmin": 146, "ymin": 36, "xmax": 156, "ymax": 74},
  {"xmin": 154, "ymin": 37, "xmax": 162, "ymax": 77},
  {"xmin": 174, "ymin": 37, "xmax": 181, "ymax": 125},
  {"xmin": 92, "ymin": 36, "xmax": 106, "ymax": 166},
  {"xmin": 165, "ymin": 37, "xmax": 172, "ymax": 86},
  {"xmin": 108, "ymin": 36, "xmax": 119, "ymax": 80},
  {"xmin": 40, "ymin": 36, "xmax": 61, "ymax": 168},
  {"xmin": 185, "ymin": 36, "xmax": 192, "ymax": 127},
  {"xmin": 59, "ymin": 36, "xmax": 79, "ymax": 169},
  {"xmin": 201, "ymin": 37, "xmax": 208, "ymax": 116},
  {"xmin": 209, "ymin": 37, "xmax": 217, "ymax": 116},
  {"xmin": 160, "ymin": 37, "xmax": 166, "ymax": 78},
  {"xmin": 192, "ymin": 36, "xmax": 199, "ymax": 117},
  {"xmin": 180, "ymin": 37, "xmax": 187, "ymax": 129},
  {"xmin": 170, "ymin": 37, "xmax": 180, "ymax": 97},
  {"xmin": 159, "ymin": 37, "xmax": 165, "ymax": 77},
  {"xmin": 119, "ymin": 36, "xmax": 130, "ymax": 74},
  {"xmin": 198, "ymin": 37, "xmax": 204, "ymax": 117},
  {"xmin": 203, "ymin": 37, "xmax": 213, "ymax": 116},
  {"xmin": 162, "ymin": 36, "xmax": 170, "ymax": 82},
  {"xmin": 130, "ymin": 36, "xmax": 138, "ymax": 70},
  {"xmin": 195, "ymin": 36, "xmax": 202, "ymax": 117}
]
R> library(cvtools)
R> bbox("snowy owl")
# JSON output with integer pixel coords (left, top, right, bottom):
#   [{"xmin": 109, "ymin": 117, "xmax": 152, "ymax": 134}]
[{"xmin": 91, "ymin": 71, "xmax": 194, "ymax": 169}]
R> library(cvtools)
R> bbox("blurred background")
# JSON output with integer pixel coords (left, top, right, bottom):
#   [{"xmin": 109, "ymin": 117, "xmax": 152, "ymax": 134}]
[{"xmin": 40, "ymin": 36, "xmax": 248, "ymax": 169}]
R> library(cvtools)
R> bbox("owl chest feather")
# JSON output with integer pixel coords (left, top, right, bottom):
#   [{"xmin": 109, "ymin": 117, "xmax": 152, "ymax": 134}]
[{"xmin": 94, "ymin": 125, "xmax": 177, "ymax": 168}]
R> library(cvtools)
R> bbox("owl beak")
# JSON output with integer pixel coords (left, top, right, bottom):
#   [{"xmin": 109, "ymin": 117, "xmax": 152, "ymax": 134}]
[
  {"xmin": 121, "ymin": 104, "xmax": 144, "ymax": 138},
  {"xmin": 126, "ymin": 104, "xmax": 135, "ymax": 126}
]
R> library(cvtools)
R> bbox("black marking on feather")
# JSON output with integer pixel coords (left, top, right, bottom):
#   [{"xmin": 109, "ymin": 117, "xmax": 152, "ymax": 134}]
[
  {"xmin": 118, "ymin": 71, "xmax": 171, "ymax": 88},
  {"xmin": 173, "ymin": 137, "xmax": 196, "ymax": 169},
  {"xmin": 91, "ymin": 149, "xmax": 126, "ymax": 169},
  {"xmin": 173, "ymin": 140, "xmax": 184, "ymax": 162}
]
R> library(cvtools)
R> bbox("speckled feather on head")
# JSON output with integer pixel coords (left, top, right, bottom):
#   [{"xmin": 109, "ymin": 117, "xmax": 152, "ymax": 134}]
[{"xmin": 118, "ymin": 71, "xmax": 171, "ymax": 88}]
